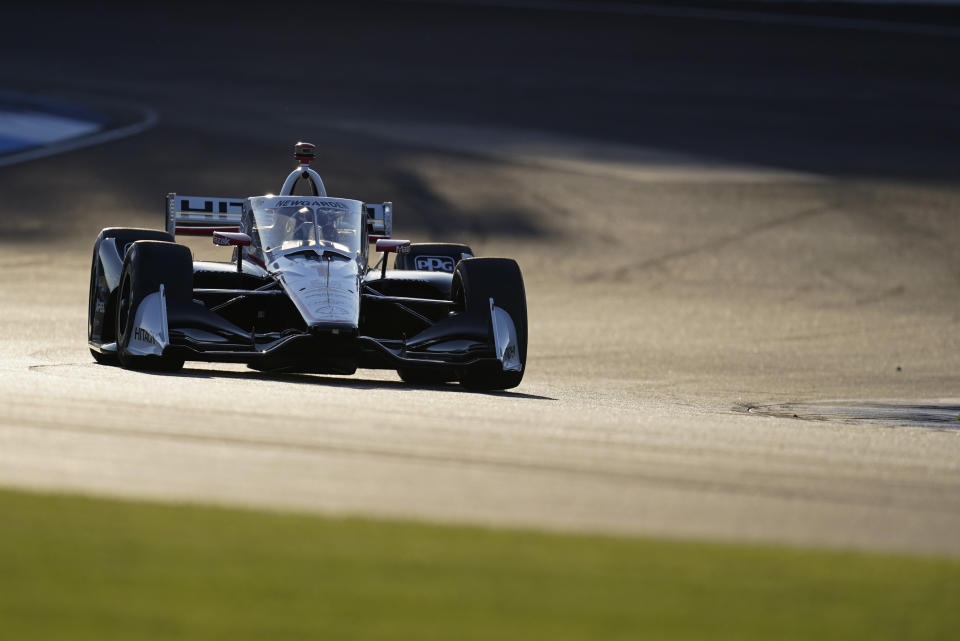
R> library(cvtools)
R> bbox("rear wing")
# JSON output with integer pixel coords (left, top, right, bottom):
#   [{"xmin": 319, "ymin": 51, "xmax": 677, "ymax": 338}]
[
  {"xmin": 166, "ymin": 193, "xmax": 244, "ymax": 237},
  {"xmin": 166, "ymin": 193, "xmax": 393, "ymax": 240}
]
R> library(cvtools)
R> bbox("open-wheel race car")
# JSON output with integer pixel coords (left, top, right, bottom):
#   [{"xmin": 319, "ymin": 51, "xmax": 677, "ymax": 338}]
[{"xmin": 87, "ymin": 142, "xmax": 527, "ymax": 389}]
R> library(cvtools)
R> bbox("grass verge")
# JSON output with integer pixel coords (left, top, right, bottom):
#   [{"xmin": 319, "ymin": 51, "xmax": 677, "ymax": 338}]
[{"xmin": 0, "ymin": 488, "xmax": 957, "ymax": 640}]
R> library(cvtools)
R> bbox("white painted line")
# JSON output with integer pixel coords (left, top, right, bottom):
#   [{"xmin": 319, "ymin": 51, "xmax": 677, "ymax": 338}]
[
  {"xmin": 422, "ymin": 0, "xmax": 960, "ymax": 38},
  {"xmin": 0, "ymin": 105, "xmax": 158, "ymax": 169},
  {"xmin": 0, "ymin": 111, "xmax": 100, "ymax": 144}
]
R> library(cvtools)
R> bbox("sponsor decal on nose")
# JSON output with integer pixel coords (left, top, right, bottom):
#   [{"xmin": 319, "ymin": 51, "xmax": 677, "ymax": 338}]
[{"xmin": 134, "ymin": 327, "xmax": 158, "ymax": 346}]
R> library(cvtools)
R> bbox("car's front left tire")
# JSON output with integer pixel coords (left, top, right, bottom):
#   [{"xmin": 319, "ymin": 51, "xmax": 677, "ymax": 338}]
[{"xmin": 452, "ymin": 258, "xmax": 527, "ymax": 391}]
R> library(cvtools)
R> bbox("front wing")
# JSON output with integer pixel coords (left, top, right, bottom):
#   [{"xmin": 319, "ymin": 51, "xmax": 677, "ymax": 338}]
[{"xmin": 107, "ymin": 283, "xmax": 521, "ymax": 376}]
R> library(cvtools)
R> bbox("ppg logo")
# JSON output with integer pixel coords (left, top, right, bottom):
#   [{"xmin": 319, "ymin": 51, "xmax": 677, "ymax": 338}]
[{"xmin": 415, "ymin": 255, "xmax": 455, "ymax": 272}]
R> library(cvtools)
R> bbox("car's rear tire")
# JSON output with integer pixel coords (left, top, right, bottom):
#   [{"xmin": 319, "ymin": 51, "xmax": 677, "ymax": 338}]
[
  {"xmin": 115, "ymin": 240, "xmax": 192, "ymax": 372},
  {"xmin": 452, "ymin": 258, "xmax": 527, "ymax": 390},
  {"xmin": 89, "ymin": 228, "xmax": 174, "ymax": 365},
  {"xmin": 394, "ymin": 243, "xmax": 474, "ymax": 273}
]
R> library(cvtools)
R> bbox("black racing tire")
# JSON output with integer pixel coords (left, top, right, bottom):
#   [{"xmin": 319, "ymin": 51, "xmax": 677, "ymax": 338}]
[
  {"xmin": 452, "ymin": 258, "xmax": 527, "ymax": 390},
  {"xmin": 397, "ymin": 367, "xmax": 456, "ymax": 386},
  {"xmin": 115, "ymin": 240, "xmax": 192, "ymax": 372},
  {"xmin": 394, "ymin": 243, "xmax": 474, "ymax": 273},
  {"xmin": 88, "ymin": 228, "xmax": 174, "ymax": 365}
]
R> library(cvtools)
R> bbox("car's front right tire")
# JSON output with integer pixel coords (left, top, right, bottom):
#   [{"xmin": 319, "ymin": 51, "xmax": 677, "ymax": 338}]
[
  {"xmin": 88, "ymin": 227, "xmax": 175, "ymax": 365},
  {"xmin": 115, "ymin": 240, "xmax": 192, "ymax": 372}
]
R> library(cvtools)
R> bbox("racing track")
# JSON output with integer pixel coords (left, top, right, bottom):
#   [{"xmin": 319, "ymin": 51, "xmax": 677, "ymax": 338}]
[{"xmin": 1, "ymin": 2, "xmax": 959, "ymax": 555}]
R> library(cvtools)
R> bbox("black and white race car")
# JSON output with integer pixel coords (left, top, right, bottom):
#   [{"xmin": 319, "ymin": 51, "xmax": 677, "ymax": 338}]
[{"xmin": 87, "ymin": 142, "xmax": 527, "ymax": 390}]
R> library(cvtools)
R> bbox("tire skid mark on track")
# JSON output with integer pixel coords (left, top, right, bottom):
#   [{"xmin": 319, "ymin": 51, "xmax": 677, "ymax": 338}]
[
  {"xmin": 746, "ymin": 402, "xmax": 960, "ymax": 432},
  {"xmin": 577, "ymin": 203, "xmax": 835, "ymax": 281}
]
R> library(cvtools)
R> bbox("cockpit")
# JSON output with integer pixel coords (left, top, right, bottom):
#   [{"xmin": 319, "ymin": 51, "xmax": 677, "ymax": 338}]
[{"xmin": 242, "ymin": 196, "xmax": 365, "ymax": 264}]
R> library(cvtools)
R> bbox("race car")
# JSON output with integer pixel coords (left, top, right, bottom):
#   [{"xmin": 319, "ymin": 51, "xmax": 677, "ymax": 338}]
[{"xmin": 87, "ymin": 142, "xmax": 527, "ymax": 390}]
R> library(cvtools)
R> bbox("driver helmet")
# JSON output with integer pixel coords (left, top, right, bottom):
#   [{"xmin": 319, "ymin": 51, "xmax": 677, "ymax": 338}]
[
  {"xmin": 288, "ymin": 206, "xmax": 313, "ymax": 241},
  {"xmin": 317, "ymin": 208, "xmax": 339, "ymax": 241}
]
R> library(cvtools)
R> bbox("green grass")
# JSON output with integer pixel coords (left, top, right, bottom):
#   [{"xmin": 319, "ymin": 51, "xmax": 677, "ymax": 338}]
[{"xmin": 0, "ymin": 489, "xmax": 957, "ymax": 640}]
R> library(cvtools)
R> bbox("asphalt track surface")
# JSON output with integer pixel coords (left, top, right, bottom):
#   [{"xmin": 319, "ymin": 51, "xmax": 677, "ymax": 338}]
[{"xmin": 1, "ymin": 2, "xmax": 959, "ymax": 555}]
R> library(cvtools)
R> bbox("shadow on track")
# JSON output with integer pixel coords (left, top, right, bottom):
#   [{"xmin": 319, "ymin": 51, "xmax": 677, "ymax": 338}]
[{"xmin": 110, "ymin": 363, "xmax": 557, "ymax": 401}]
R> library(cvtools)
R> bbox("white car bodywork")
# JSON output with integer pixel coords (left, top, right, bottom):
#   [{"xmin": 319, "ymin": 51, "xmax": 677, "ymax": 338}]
[
  {"xmin": 125, "ymin": 284, "xmax": 170, "ymax": 357},
  {"xmin": 249, "ymin": 195, "xmax": 366, "ymax": 330},
  {"xmin": 490, "ymin": 297, "xmax": 522, "ymax": 372}
]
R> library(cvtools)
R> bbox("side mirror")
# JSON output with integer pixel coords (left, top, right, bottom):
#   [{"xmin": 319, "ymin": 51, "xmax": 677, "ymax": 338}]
[
  {"xmin": 213, "ymin": 231, "xmax": 252, "ymax": 275},
  {"xmin": 365, "ymin": 202, "xmax": 393, "ymax": 240},
  {"xmin": 213, "ymin": 231, "xmax": 252, "ymax": 247},
  {"xmin": 374, "ymin": 238, "xmax": 410, "ymax": 279}
]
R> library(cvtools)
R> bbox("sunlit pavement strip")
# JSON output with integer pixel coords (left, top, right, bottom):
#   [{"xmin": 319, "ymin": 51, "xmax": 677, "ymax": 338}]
[
  {"xmin": 0, "ymin": 109, "xmax": 101, "ymax": 155},
  {"xmin": 327, "ymin": 120, "xmax": 820, "ymax": 183}
]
